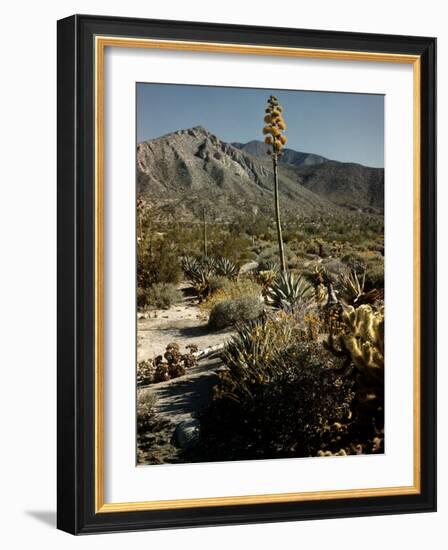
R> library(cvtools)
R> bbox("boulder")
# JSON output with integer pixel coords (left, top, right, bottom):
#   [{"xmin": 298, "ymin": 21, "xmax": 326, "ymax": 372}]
[{"xmin": 172, "ymin": 418, "xmax": 200, "ymax": 450}]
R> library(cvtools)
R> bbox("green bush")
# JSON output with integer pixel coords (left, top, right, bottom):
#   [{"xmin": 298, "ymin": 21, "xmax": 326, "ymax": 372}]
[
  {"xmin": 209, "ymin": 235, "xmax": 254, "ymax": 263},
  {"xmin": 197, "ymin": 342, "xmax": 358, "ymax": 461},
  {"xmin": 138, "ymin": 283, "xmax": 181, "ymax": 310},
  {"xmin": 208, "ymin": 295, "xmax": 264, "ymax": 330},
  {"xmin": 137, "ymin": 239, "xmax": 182, "ymax": 287}
]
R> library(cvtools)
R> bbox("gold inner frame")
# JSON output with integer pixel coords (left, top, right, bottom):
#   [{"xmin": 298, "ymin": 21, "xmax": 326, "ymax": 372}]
[{"xmin": 94, "ymin": 36, "xmax": 421, "ymax": 513}]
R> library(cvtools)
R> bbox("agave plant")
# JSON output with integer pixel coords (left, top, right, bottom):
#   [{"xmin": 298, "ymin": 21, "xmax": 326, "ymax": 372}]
[
  {"xmin": 180, "ymin": 255, "xmax": 199, "ymax": 279},
  {"xmin": 198, "ymin": 255, "xmax": 217, "ymax": 272},
  {"xmin": 266, "ymin": 271, "xmax": 314, "ymax": 311},
  {"xmin": 215, "ymin": 256, "xmax": 239, "ymax": 279}
]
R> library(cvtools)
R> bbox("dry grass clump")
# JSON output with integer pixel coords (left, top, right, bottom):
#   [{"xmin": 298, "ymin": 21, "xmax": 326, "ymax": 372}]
[{"xmin": 201, "ymin": 278, "xmax": 262, "ymax": 312}]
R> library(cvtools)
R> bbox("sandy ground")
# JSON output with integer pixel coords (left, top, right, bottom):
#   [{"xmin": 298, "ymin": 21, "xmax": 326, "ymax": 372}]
[
  {"xmin": 137, "ymin": 294, "xmax": 233, "ymax": 362},
  {"xmin": 137, "ymin": 287, "xmax": 234, "ymax": 463}
]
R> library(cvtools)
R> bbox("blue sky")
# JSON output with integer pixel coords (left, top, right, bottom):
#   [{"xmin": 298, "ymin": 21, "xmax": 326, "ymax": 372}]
[{"xmin": 137, "ymin": 83, "xmax": 384, "ymax": 168}]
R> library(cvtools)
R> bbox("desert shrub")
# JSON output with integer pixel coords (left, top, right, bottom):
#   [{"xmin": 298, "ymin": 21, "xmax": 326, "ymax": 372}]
[
  {"xmin": 322, "ymin": 258, "xmax": 347, "ymax": 277},
  {"xmin": 138, "ymin": 283, "xmax": 181, "ymax": 310},
  {"xmin": 208, "ymin": 295, "xmax": 264, "ymax": 330},
  {"xmin": 215, "ymin": 312, "xmax": 318, "ymax": 395},
  {"xmin": 208, "ymin": 276, "xmax": 230, "ymax": 295},
  {"xmin": 137, "ymin": 393, "xmax": 176, "ymax": 465},
  {"xmin": 197, "ymin": 341, "xmax": 357, "ymax": 461},
  {"xmin": 138, "ymin": 239, "xmax": 182, "ymax": 288},
  {"xmin": 209, "ymin": 235, "xmax": 254, "ymax": 263},
  {"xmin": 257, "ymin": 244, "xmax": 294, "ymax": 266},
  {"xmin": 202, "ymin": 279, "xmax": 262, "ymax": 312},
  {"xmin": 341, "ymin": 252, "xmax": 367, "ymax": 273},
  {"xmin": 137, "ymin": 287, "xmax": 149, "ymax": 309},
  {"xmin": 364, "ymin": 261, "xmax": 384, "ymax": 290}
]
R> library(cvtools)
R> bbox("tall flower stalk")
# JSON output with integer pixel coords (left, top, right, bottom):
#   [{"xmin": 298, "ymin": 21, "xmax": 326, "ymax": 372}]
[
  {"xmin": 202, "ymin": 206, "xmax": 208, "ymax": 257},
  {"xmin": 263, "ymin": 95, "xmax": 287, "ymax": 274}
]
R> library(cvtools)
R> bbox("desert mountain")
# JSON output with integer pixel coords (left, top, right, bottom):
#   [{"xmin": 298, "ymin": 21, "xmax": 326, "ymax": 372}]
[
  {"xmin": 233, "ymin": 140, "xmax": 384, "ymax": 211},
  {"xmin": 137, "ymin": 127, "xmax": 383, "ymax": 222}
]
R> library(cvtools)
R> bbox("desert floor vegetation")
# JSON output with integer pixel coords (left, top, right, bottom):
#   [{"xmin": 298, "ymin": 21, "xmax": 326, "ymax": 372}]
[{"xmin": 136, "ymin": 201, "xmax": 384, "ymax": 465}]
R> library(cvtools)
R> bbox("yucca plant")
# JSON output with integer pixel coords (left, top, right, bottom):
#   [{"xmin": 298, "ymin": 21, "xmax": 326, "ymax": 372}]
[
  {"xmin": 263, "ymin": 95, "xmax": 288, "ymax": 274},
  {"xmin": 215, "ymin": 256, "xmax": 239, "ymax": 279},
  {"xmin": 339, "ymin": 268, "xmax": 367, "ymax": 305},
  {"xmin": 266, "ymin": 271, "xmax": 314, "ymax": 311}
]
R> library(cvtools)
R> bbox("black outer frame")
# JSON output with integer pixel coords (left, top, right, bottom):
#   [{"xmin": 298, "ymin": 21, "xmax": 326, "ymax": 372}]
[{"xmin": 57, "ymin": 14, "xmax": 437, "ymax": 535}]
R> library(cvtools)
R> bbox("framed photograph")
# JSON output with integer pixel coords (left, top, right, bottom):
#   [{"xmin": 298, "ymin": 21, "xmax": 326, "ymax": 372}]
[{"xmin": 57, "ymin": 14, "xmax": 436, "ymax": 534}]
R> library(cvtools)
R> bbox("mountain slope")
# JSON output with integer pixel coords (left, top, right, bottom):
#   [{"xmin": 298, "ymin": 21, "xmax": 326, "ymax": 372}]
[
  {"xmin": 280, "ymin": 161, "xmax": 384, "ymax": 212},
  {"xmin": 233, "ymin": 140, "xmax": 384, "ymax": 211},
  {"xmin": 137, "ymin": 127, "xmax": 342, "ymax": 222},
  {"xmin": 232, "ymin": 140, "xmax": 329, "ymax": 167}
]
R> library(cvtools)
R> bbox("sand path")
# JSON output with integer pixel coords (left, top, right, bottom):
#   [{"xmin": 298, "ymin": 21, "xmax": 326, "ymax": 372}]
[{"xmin": 137, "ymin": 286, "xmax": 234, "ymax": 462}]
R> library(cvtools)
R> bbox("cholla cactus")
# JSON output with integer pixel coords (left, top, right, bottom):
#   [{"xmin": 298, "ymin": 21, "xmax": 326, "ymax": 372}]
[
  {"xmin": 325, "ymin": 304, "xmax": 384, "ymax": 384},
  {"xmin": 263, "ymin": 95, "xmax": 287, "ymax": 273}
]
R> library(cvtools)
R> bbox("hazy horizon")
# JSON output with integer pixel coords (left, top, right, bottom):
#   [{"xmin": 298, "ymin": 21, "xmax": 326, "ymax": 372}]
[{"xmin": 137, "ymin": 83, "xmax": 384, "ymax": 168}]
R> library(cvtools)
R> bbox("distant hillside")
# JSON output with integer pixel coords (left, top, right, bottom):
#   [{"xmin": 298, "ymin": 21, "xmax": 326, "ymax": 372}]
[
  {"xmin": 233, "ymin": 139, "xmax": 384, "ymax": 212},
  {"xmin": 232, "ymin": 140, "xmax": 329, "ymax": 167},
  {"xmin": 280, "ymin": 161, "xmax": 384, "ymax": 212},
  {"xmin": 136, "ymin": 127, "xmax": 384, "ymax": 222}
]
